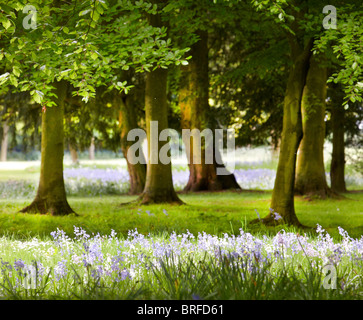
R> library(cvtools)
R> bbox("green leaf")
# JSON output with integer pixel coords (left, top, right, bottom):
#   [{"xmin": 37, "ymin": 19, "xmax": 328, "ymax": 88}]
[
  {"xmin": 0, "ymin": 73, "xmax": 10, "ymax": 85},
  {"xmin": 96, "ymin": 5, "xmax": 104, "ymax": 15},
  {"xmin": 91, "ymin": 10, "xmax": 100, "ymax": 22},
  {"xmin": 2, "ymin": 19, "xmax": 11, "ymax": 30},
  {"xmin": 91, "ymin": 52, "xmax": 98, "ymax": 60},
  {"xmin": 13, "ymin": 66, "xmax": 21, "ymax": 77},
  {"xmin": 33, "ymin": 90, "xmax": 44, "ymax": 104},
  {"xmin": 79, "ymin": 9, "xmax": 91, "ymax": 16},
  {"xmin": 9, "ymin": 74, "xmax": 18, "ymax": 87}
]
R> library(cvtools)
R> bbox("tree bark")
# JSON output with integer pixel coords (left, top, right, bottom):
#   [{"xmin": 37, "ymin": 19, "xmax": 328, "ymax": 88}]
[
  {"xmin": 69, "ymin": 144, "xmax": 79, "ymax": 165},
  {"xmin": 330, "ymin": 100, "xmax": 347, "ymax": 193},
  {"xmin": 179, "ymin": 30, "xmax": 240, "ymax": 192},
  {"xmin": 137, "ymin": 2, "xmax": 182, "ymax": 204},
  {"xmin": 116, "ymin": 93, "xmax": 146, "ymax": 195},
  {"xmin": 295, "ymin": 53, "xmax": 331, "ymax": 198},
  {"xmin": 89, "ymin": 136, "xmax": 95, "ymax": 160},
  {"xmin": 138, "ymin": 67, "xmax": 182, "ymax": 204},
  {"xmin": 262, "ymin": 37, "xmax": 313, "ymax": 226},
  {"xmin": 1, "ymin": 119, "xmax": 9, "ymax": 162},
  {"xmin": 20, "ymin": 81, "xmax": 75, "ymax": 215}
]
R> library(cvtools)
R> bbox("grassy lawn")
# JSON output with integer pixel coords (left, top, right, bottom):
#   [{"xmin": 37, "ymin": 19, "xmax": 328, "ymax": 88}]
[{"xmin": 0, "ymin": 191, "xmax": 362, "ymax": 240}]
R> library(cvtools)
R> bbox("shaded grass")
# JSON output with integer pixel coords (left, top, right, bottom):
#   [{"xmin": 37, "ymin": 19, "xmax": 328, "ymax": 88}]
[{"xmin": 0, "ymin": 191, "xmax": 362, "ymax": 241}]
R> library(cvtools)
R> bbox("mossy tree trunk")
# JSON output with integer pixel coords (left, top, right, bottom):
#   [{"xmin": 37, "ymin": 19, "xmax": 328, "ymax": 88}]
[
  {"xmin": 262, "ymin": 37, "xmax": 313, "ymax": 226},
  {"xmin": 138, "ymin": 4, "xmax": 181, "ymax": 204},
  {"xmin": 295, "ymin": 53, "xmax": 331, "ymax": 198},
  {"xmin": 20, "ymin": 81, "xmax": 74, "ymax": 215},
  {"xmin": 179, "ymin": 30, "xmax": 240, "ymax": 192},
  {"xmin": 116, "ymin": 93, "xmax": 146, "ymax": 195},
  {"xmin": 330, "ymin": 100, "xmax": 347, "ymax": 193},
  {"xmin": 138, "ymin": 67, "xmax": 182, "ymax": 204}
]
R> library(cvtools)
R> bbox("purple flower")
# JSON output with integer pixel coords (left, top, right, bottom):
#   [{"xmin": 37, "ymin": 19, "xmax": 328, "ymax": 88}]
[
  {"xmin": 120, "ymin": 269, "xmax": 131, "ymax": 280},
  {"xmin": 54, "ymin": 260, "xmax": 68, "ymax": 281},
  {"xmin": 274, "ymin": 212, "xmax": 282, "ymax": 221},
  {"xmin": 74, "ymin": 226, "xmax": 90, "ymax": 240},
  {"xmin": 146, "ymin": 210, "xmax": 155, "ymax": 217},
  {"xmin": 14, "ymin": 259, "xmax": 25, "ymax": 271}
]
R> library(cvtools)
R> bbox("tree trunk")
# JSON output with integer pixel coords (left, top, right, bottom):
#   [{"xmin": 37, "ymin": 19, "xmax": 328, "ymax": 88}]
[
  {"xmin": 1, "ymin": 119, "xmax": 9, "ymax": 162},
  {"xmin": 89, "ymin": 136, "xmax": 95, "ymax": 160},
  {"xmin": 137, "ymin": 2, "xmax": 181, "ymax": 204},
  {"xmin": 295, "ymin": 53, "xmax": 331, "ymax": 198},
  {"xmin": 330, "ymin": 100, "xmax": 347, "ymax": 193},
  {"xmin": 179, "ymin": 30, "xmax": 240, "ymax": 192},
  {"xmin": 271, "ymin": 139, "xmax": 280, "ymax": 161},
  {"xmin": 20, "ymin": 81, "xmax": 75, "ymax": 215},
  {"xmin": 116, "ymin": 93, "xmax": 146, "ymax": 195},
  {"xmin": 262, "ymin": 38, "xmax": 313, "ymax": 226},
  {"xmin": 69, "ymin": 144, "xmax": 79, "ymax": 165},
  {"xmin": 138, "ymin": 67, "xmax": 182, "ymax": 204}
]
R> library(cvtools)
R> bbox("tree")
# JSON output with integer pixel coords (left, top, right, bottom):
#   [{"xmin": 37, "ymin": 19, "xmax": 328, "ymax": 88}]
[
  {"xmin": 162, "ymin": 0, "xmax": 244, "ymax": 192},
  {"xmin": 268, "ymin": 36, "xmax": 313, "ymax": 226},
  {"xmin": 1, "ymin": 1, "xmax": 189, "ymax": 213},
  {"xmin": 179, "ymin": 30, "xmax": 240, "ymax": 191},
  {"xmin": 294, "ymin": 2, "xmax": 363, "ymax": 198},
  {"xmin": 315, "ymin": 2, "xmax": 363, "ymax": 193},
  {"xmin": 248, "ymin": 0, "xmax": 363, "ymax": 225},
  {"xmin": 295, "ymin": 53, "xmax": 332, "ymax": 198},
  {"xmin": 116, "ymin": 85, "xmax": 147, "ymax": 195},
  {"xmin": 326, "ymin": 81, "xmax": 362, "ymax": 193},
  {"xmin": 0, "ymin": 118, "xmax": 9, "ymax": 161},
  {"xmin": 330, "ymin": 91, "xmax": 347, "ymax": 193},
  {"xmin": 137, "ymin": 0, "xmax": 182, "ymax": 204},
  {"xmin": 20, "ymin": 81, "xmax": 74, "ymax": 214},
  {"xmin": 251, "ymin": 0, "xmax": 317, "ymax": 226}
]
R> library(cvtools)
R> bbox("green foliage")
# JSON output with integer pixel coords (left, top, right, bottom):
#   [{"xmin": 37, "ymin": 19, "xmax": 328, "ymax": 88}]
[
  {"xmin": 316, "ymin": 6, "xmax": 363, "ymax": 104},
  {"xmin": 0, "ymin": 0, "xmax": 190, "ymax": 105}
]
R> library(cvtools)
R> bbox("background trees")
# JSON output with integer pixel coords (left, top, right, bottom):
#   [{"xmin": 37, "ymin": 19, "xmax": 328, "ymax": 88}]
[{"xmin": 1, "ymin": 0, "xmax": 189, "ymax": 213}]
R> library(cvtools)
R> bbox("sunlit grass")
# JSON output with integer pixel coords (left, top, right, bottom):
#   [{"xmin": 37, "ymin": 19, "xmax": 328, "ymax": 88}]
[{"xmin": 0, "ymin": 191, "xmax": 362, "ymax": 241}]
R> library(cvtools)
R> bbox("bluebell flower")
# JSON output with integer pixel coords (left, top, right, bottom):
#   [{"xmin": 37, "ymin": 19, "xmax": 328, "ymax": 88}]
[
  {"xmin": 274, "ymin": 212, "xmax": 282, "ymax": 221},
  {"xmin": 14, "ymin": 259, "xmax": 25, "ymax": 271},
  {"xmin": 54, "ymin": 260, "xmax": 68, "ymax": 281}
]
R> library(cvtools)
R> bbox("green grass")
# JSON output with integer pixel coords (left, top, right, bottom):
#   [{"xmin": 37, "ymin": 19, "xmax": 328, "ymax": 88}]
[
  {"xmin": 0, "ymin": 191, "xmax": 362, "ymax": 241},
  {"xmin": 0, "ymin": 157, "xmax": 362, "ymax": 300},
  {"xmin": 0, "ymin": 169, "xmax": 39, "ymax": 182}
]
